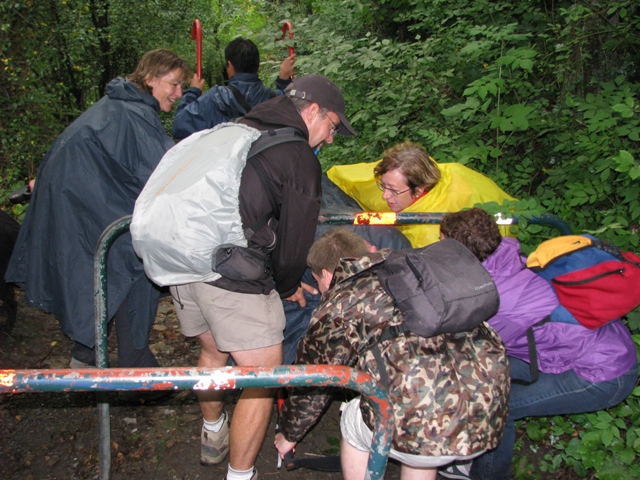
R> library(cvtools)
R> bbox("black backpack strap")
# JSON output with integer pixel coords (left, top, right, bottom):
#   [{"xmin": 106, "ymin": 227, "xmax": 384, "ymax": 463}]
[
  {"xmin": 512, "ymin": 315, "xmax": 551, "ymax": 386},
  {"xmin": 593, "ymin": 240, "xmax": 625, "ymax": 261},
  {"xmin": 246, "ymin": 157, "xmax": 280, "ymax": 231},
  {"xmin": 226, "ymin": 85, "xmax": 252, "ymax": 113},
  {"xmin": 243, "ymin": 128, "xmax": 307, "ymax": 237},
  {"xmin": 365, "ymin": 323, "xmax": 408, "ymax": 391},
  {"xmin": 247, "ymin": 128, "xmax": 307, "ymax": 157}
]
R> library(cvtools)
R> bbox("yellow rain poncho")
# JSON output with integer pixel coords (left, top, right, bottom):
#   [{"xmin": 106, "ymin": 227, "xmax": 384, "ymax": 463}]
[{"xmin": 327, "ymin": 160, "xmax": 515, "ymax": 247}]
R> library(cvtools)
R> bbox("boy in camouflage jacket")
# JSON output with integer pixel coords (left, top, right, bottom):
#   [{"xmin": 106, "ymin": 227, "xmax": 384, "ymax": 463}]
[{"xmin": 274, "ymin": 228, "xmax": 510, "ymax": 480}]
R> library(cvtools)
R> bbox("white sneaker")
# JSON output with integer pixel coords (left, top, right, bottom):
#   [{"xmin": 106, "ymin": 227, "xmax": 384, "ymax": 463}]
[{"xmin": 439, "ymin": 461, "xmax": 472, "ymax": 480}]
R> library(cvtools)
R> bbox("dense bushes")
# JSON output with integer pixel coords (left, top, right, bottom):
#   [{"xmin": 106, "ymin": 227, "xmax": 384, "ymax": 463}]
[
  {"xmin": 271, "ymin": 0, "xmax": 639, "ymax": 251},
  {"xmin": 260, "ymin": 1, "xmax": 639, "ymax": 478}
]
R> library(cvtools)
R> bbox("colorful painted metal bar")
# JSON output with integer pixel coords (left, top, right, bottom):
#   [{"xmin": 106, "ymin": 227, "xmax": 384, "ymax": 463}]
[
  {"xmin": 0, "ymin": 365, "xmax": 393, "ymax": 480},
  {"xmin": 318, "ymin": 211, "xmax": 572, "ymax": 233}
]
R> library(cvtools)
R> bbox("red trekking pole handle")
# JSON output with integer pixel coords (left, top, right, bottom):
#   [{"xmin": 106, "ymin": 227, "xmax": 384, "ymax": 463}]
[
  {"xmin": 191, "ymin": 19, "xmax": 202, "ymax": 79},
  {"xmin": 280, "ymin": 21, "xmax": 295, "ymax": 57},
  {"xmin": 279, "ymin": 22, "xmax": 295, "ymax": 80}
]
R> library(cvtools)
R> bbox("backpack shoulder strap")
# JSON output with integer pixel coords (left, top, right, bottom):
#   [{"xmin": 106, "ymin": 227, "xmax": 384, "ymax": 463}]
[
  {"xmin": 226, "ymin": 85, "xmax": 252, "ymax": 113},
  {"xmin": 511, "ymin": 315, "xmax": 551, "ymax": 386},
  {"xmin": 243, "ymin": 128, "xmax": 308, "ymax": 237},
  {"xmin": 247, "ymin": 127, "xmax": 307, "ymax": 157}
]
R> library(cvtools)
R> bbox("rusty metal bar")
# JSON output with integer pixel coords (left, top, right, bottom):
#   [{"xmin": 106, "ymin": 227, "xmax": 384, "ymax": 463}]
[
  {"xmin": 0, "ymin": 365, "xmax": 393, "ymax": 479},
  {"xmin": 318, "ymin": 211, "xmax": 572, "ymax": 234}
]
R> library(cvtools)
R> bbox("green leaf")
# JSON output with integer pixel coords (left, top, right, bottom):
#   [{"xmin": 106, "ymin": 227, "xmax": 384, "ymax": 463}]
[
  {"xmin": 441, "ymin": 104, "xmax": 466, "ymax": 116},
  {"xmin": 526, "ymin": 422, "xmax": 547, "ymax": 442},
  {"xmin": 518, "ymin": 58, "xmax": 533, "ymax": 71}
]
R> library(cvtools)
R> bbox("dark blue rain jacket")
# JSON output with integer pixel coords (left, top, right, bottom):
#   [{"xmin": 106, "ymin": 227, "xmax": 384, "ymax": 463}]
[
  {"xmin": 172, "ymin": 72, "xmax": 290, "ymax": 140},
  {"xmin": 6, "ymin": 78, "xmax": 173, "ymax": 349}
]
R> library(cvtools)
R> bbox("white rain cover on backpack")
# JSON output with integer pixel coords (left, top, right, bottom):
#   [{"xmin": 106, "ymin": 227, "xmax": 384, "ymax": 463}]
[{"xmin": 131, "ymin": 123, "xmax": 261, "ymax": 286}]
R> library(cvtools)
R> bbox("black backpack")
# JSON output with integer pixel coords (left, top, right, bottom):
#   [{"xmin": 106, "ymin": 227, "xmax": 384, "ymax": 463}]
[
  {"xmin": 376, "ymin": 238, "xmax": 500, "ymax": 338},
  {"xmin": 362, "ymin": 239, "xmax": 500, "ymax": 389}
]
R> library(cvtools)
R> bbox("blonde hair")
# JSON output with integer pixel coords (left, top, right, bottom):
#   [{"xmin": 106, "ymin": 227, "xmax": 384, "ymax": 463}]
[{"xmin": 128, "ymin": 49, "xmax": 190, "ymax": 94}]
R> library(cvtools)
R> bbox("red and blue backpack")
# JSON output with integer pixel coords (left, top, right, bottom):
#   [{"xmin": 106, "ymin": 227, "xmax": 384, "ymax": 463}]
[{"xmin": 527, "ymin": 234, "xmax": 640, "ymax": 329}]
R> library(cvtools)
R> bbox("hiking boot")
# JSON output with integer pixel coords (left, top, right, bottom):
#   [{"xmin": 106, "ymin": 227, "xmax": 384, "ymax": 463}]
[
  {"xmin": 439, "ymin": 461, "xmax": 472, "ymax": 480},
  {"xmin": 69, "ymin": 357, "xmax": 93, "ymax": 368},
  {"xmin": 201, "ymin": 412, "xmax": 230, "ymax": 465},
  {"xmin": 224, "ymin": 468, "xmax": 258, "ymax": 480}
]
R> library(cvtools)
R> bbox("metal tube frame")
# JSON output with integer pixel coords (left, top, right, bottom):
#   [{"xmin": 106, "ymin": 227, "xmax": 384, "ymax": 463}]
[
  {"xmin": 2, "ymin": 210, "xmax": 572, "ymax": 479},
  {"xmin": 0, "ymin": 365, "xmax": 393, "ymax": 480}
]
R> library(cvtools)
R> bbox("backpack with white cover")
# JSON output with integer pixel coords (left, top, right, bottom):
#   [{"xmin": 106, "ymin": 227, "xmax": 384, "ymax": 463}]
[{"xmin": 131, "ymin": 122, "xmax": 305, "ymax": 286}]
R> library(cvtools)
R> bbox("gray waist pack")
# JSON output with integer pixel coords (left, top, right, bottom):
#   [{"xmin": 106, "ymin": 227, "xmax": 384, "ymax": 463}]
[
  {"xmin": 376, "ymin": 238, "xmax": 500, "ymax": 338},
  {"xmin": 212, "ymin": 244, "xmax": 270, "ymax": 282}
]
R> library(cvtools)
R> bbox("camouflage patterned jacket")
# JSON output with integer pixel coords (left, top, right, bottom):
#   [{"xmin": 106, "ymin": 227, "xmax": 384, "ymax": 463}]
[{"xmin": 280, "ymin": 250, "xmax": 510, "ymax": 457}]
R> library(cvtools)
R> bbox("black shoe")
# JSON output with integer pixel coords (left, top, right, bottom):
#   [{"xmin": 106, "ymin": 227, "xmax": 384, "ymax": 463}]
[{"xmin": 116, "ymin": 390, "xmax": 174, "ymax": 404}]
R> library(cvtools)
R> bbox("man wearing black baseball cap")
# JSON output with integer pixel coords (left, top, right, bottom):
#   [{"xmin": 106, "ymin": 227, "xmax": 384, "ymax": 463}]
[
  {"xmin": 287, "ymin": 74, "xmax": 357, "ymax": 138},
  {"xmin": 170, "ymin": 74, "xmax": 354, "ymax": 480}
]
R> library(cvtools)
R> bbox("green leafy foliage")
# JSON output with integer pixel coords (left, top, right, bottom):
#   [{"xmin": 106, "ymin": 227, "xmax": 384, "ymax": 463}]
[{"xmin": 2, "ymin": 0, "xmax": 639, "ymax": 477}]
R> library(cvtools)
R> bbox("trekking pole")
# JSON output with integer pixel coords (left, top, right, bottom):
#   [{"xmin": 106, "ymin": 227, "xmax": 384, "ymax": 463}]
[
  {"xmin": 191, "ymin": 19, "xmax": 202, "ymax": 79},
  {"xmin": 279, "ymin": 21, "xmax": 295, "ymax": 79}
]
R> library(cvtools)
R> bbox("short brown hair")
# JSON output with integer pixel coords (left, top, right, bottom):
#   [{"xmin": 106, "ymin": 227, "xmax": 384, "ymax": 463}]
[
  {"xmin": 440, "ymin": 208, "xmax": 502, "ymax": 261},
  {"xmin": 128, "ymin": 49, "xmax": 190, "ymax": 94},
  {"xmin": 307, "ymin": 228, "xmax": 369, "ymax": 275},
  {"xmin": 374, "ymin": 140, "xmax": 441, "ymax": 194}
]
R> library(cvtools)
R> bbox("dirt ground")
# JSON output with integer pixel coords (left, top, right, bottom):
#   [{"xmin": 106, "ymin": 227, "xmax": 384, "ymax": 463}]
[{"xmin": 0, "ymin": 292, "xmax": 584, "ymax": 480}]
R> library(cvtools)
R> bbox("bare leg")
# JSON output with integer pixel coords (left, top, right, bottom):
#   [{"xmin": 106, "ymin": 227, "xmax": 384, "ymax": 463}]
[
  {"xmin": 341, "ymin": 437, "xmax": 370, "ymax": 480},
  {"xmin": 400, "ymin": 465, "xmax": 437, "ymax": 480},
  {"xmin": 341, "ymin": 437, "xmax": 437, "ymax": 480},
  {"xmin": 197, "ymin": 331, "xmax": 228, "ymax": 421},
  {"xmin": 227, "ymin": 343, "xmax": 283, "ymax": 470}
]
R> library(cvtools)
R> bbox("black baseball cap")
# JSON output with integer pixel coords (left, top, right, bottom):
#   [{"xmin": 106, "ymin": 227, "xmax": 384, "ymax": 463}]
[{"xmin": 288, "ymin": 75, "xmax": 357, "ymax": 136}]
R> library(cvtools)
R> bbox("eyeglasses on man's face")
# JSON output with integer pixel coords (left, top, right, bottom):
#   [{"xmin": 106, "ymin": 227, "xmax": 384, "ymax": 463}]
[
  {"xmin": 320, "ymin": 107, "xmax": 340, "ymax": 137},
  {"xmin": 376, "ymin": 181, "xmax": 412, "ymax": 197}
]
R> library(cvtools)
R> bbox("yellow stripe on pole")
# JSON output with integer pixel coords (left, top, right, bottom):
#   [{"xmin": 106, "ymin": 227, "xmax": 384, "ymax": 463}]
[{"xmin": 354, "ymin": 212, "xmax": 398, "ymax": 225}]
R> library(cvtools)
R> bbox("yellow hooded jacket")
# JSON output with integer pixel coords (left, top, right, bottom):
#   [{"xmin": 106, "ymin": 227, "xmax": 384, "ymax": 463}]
[{"xmin": 327, "ymin": 161, "xmax": 515, "ymax": 247}]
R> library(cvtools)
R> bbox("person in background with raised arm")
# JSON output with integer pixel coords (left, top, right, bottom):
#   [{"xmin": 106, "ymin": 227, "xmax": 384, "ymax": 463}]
[{"xmin": 172, "ymin": 37, "xmax": 296, "ymax": 140}]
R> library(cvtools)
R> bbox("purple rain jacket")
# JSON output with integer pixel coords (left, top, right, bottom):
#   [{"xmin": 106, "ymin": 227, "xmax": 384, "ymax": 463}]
[{"xmin": 482, "ymin": 237, "xmax": 637, "ymax": 383}]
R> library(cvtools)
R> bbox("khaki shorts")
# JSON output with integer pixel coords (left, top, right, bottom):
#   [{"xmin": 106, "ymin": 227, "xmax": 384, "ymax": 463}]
[
  {"xmin": 170, "ymin": 283, "xmax": 285, "ymax": 352},
  {"xmin": 340, "ymin": 397, "xmax": 483, "ymax": 468}
]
